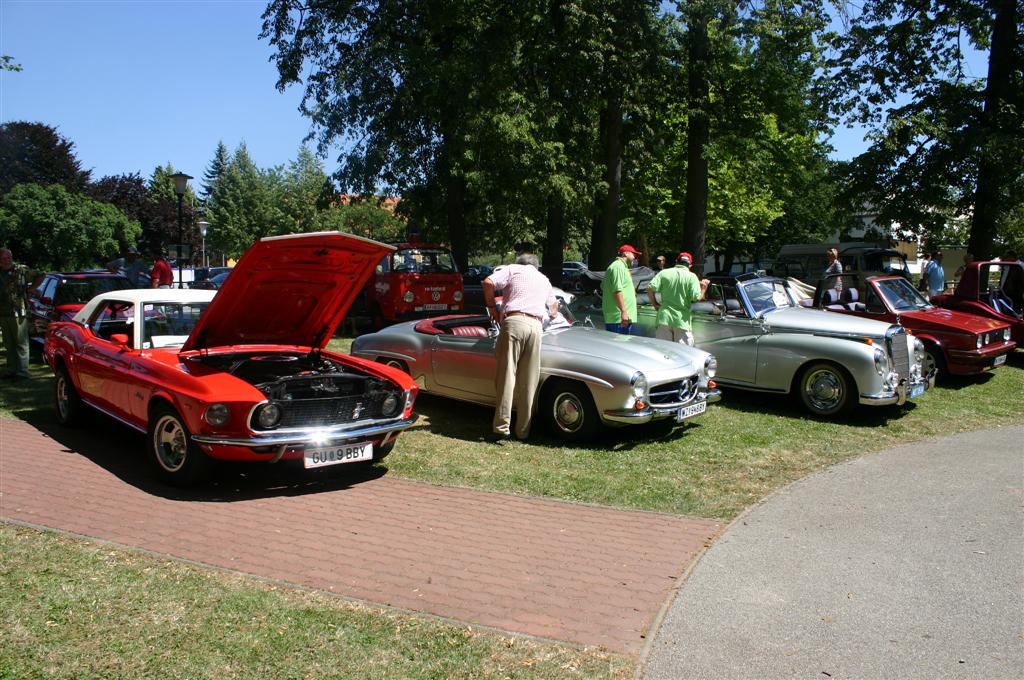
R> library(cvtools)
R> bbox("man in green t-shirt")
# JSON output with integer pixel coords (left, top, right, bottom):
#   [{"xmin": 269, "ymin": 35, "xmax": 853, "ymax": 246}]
[
  {"xmin": 602, "ymin": 244, "xmax": 640, "ymax": 334},
  {"xmin": 647, "ymin": 251, "xmax": 708, "ymax": 346}
]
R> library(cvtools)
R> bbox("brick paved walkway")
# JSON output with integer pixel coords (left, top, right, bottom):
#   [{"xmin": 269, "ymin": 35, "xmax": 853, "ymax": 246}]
[{"xmin": 0, "ymin": 416, "xmax": 720, "ymax": 654}]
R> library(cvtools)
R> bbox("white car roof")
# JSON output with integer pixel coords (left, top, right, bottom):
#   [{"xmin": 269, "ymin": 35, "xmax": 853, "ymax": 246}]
[{"xmin": 72, "ymin": 288, "xmax": 216, "ymax": 324}]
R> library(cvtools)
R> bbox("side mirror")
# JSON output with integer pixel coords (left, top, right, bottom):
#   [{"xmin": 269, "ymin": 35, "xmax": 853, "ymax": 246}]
[{"xmin": 110, "ymin": 333, "xmax": 130, "ymax": 348}]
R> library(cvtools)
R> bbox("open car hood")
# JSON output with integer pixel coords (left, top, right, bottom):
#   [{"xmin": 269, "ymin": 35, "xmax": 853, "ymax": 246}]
[{"xmin": 181, "ymin": 232, "xmax": 393, "ymax": 352}]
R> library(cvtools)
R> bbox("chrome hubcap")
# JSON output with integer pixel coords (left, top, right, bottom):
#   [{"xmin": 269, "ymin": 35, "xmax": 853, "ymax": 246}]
[
  {"xmin": 805, "ymin": 369, "xmax": 843, "ymax": 412},
  {"xmin": 153, "ymin": 415, "xmax": 188, "ymax": 472},
  {"xmin": 553, "ymin": 392, "xmax": 583, "ymax": 432},
  {"xmin": 922, "ymin": 351, "xmax": 937, "ymax": 375},
  {"xmin": 56, "ymin": 375, "xmax": 69, "ymax": 419}
]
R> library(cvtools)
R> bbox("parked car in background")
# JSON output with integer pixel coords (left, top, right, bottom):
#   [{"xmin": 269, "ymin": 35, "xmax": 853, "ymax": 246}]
[
  {"xmin": 28, "ymin": 272, "xmax": 133, "ymax": 344},
  {"xmin": 810, "ymin": 273, "xmax": 1015, "ymax": 377},
  {"xmin": 44, "ymin": 232, "xmax": 419, "ymax": 486},
  {"xmin": 351, "ymin": 298, "xmax": 720, "ymax": 442},
  {"xmin": 190, "ymin": 266, "xmax": 232, "ymax": 288},
  {"xmin": 365, "ymin": 242, "xmax": 464, "ymax": 326},
  {"xmin": 461, "ymin": 264, "xmax": 494, "ymax": 313},
  {"xmin": 568, "ymin": 274, "xmax": 934, "ymax": 417},
  {"xmin": 560, "ymin": 261, "xmax": 590, "ymax": 291},
  {"xmin": 190, "ymin": 270, "xmax": 231, "ymax": 290},
  {"xmin": 839, "ymin": 246, "xmax": 912, "ymax": 280},
  {"xmin": 930, "ymin": 260, "xmax": 1024, "ymax": 344}
]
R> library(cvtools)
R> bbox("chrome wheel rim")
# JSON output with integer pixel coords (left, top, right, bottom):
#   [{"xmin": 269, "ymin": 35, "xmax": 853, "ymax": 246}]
[
  {"xmin": 553, "ymin": 392, "xmax": 584, "ymax": 433},
  {"xmin": 153, "ymin": 414, "xmax": 188, "ymax": 472},
  {"xmin": 804, "ymin": 368, "xmax": 844, "ymax": 413},
  {"xmin": 922, "ymin": 350, "xmax": 938, "ymax": 376},
  {"xmin": 56, "ymin": 374, "xmax": 70, "ymax": 420},
  {"xmin": 385, "ymin": 360, "xmax": 406, "ymax": 372}
]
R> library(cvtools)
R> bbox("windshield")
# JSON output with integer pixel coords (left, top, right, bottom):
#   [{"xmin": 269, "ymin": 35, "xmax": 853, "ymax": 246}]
[
  {"xmin": 740, "ymin": 279, "xmax": 796, "ymax": 315},
  {"xmin": 55, "ymin": 277, "xmax": 131, "ymax": 305},
  {"xmin": 865, "ymin": 252, "xmax": 909, "ymax": 275},
  {"xmin": 393, "ymin": 248, "xmax": 457, "ymax": 274},
  {"xmin": 142, "ymin": 301, "xmax": 210, "ymax": 349},
  {"xmin": 876, "ymin": 277, "xmax": 930, "ymax": 311}
]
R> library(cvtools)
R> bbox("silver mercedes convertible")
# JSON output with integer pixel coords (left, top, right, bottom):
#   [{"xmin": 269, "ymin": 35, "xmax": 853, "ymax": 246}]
[
  {"xmin": 569, "ymin": 274, "xmax": 935, "ymax": 417},
  {"xmin": 351, "ymin": 307, "xmax": 721, "ymax": 441}
]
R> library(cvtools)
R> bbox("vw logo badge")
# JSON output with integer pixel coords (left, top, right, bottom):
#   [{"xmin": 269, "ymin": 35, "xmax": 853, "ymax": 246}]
[{"xmin": 432, "ymin": 291, "xmax": 441, "ymax": 301}]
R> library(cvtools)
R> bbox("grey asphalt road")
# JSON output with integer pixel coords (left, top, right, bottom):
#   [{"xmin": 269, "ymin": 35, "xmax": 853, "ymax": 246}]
[{"xmin": 643, "ymin": 425, "xmax": 1024, "ymax": 680}]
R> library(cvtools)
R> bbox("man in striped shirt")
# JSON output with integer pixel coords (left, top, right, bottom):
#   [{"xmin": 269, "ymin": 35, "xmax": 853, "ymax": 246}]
[{"xmin": 483, "ymin": 254, "xmax": 558, "ymax": 441}]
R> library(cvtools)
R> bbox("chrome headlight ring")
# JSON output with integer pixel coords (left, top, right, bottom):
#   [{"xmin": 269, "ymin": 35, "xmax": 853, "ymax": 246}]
[
  {"xmin": 873, "ymin": 347, "xmax": 890, "ymax": 377},
  {"xmin": 704, "ymin": 355, "xmax": 717, "ymax": 380},
  {"xmin": 1004, "ymin": 328, "xmax": 1012, "ymax": 342},
  {"xmin": 403, "ymin": 290, "xmax": 415, "ymax": 303},
  {"xmin": 204, "ymin": 402, "xmax": 230, "ymax": 427},
  {"xmin": 630, "ymin": 372, "xmax": 648, "ymax": 400},
  {"xmin": 256, "ymin": 402, "xmax": 282, "ymax": 429}
]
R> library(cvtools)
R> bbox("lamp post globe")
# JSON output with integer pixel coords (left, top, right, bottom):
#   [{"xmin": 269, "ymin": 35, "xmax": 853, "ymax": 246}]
[
  {"xmin": 198, "ymin": 220, "xmax": 210, "ymax": 269},
  {"xmin": 170, "ymin": 172, "xmax": 193, "ymax": 288}
]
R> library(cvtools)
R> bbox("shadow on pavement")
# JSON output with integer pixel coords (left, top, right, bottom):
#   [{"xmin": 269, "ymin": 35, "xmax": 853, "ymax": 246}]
[{"xmin": 17, "ymin": 407, "xmax": 388, "ymax": 504}]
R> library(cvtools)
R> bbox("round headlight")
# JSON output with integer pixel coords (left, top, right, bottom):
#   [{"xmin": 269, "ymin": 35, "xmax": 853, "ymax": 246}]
[
  {"xmin": 1004, "ymin": 328, "xmax": 1011, "ymax": 341},
  {"xmin": 204, "ymin": 403, "xmax": 230, "ymax": 427},
  {"xmin": 704, "ymin": 355, "xmax": 717, "ymax": 379},
  {"xmin": 873, "ymin": 347, "xmax": 889, "ymax": 376},
  {"xmin": 913, "ymin": 338, "xmax": 924, "ymax": 360},
  {"xmin": 976, "ymin": 334, "xmax": 983, "ymax": 349},
  {"xmin": 256, "ymin": 403, "xmax": 282, "ymax": 429},
  {"xmin": 403, "ymin": 290, "xmax": 415, "ymax": 303},
  {"xmin": 630, "ymin": 372, "xmax": 648, "ymax": 399},
  {"xmin": 453, "ymin": 290, "xmax": 463, "ymax": 302},
  {"xmin": 381, "ymin": 393, "xmax": 401, "ymax": 417}
]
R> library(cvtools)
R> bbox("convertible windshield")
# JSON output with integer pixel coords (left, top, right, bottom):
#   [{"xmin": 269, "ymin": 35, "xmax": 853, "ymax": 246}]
[
  {"xmin": 393, "ymin": 248, "xmax": 457, "ymax": 274},
  {"xmin": 876, "ymin": 277, "xmax": 930, "ymax": 311},
  {"xmin": 741, "ymin": 280, "xmax": 796, "ymax": 315},
  {"xmin": 142, "ymin": 302, "xmax": 210, "ymax": 349}
]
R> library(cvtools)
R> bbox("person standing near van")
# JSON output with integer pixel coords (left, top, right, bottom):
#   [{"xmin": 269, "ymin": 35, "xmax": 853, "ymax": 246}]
[
  {"xmin": 648, "ymin": 251, "xmax": 707, "ymax": 346},
  {"xmin": 0, "ymin": 248, "xmax": 35, "ymax": 380},
  {"xmin": 824, "ymin": 248, "xmax": 843, "ymax": 290},
  {"xmin": 924, "ymin": 250, "xmax": 945, "ymax": 297}
]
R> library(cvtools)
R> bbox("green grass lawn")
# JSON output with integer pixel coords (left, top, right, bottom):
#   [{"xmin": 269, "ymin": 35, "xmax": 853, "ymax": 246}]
[{"xmin": 5, "ymin": 339, "xmax": 1021, "ymax": 677}]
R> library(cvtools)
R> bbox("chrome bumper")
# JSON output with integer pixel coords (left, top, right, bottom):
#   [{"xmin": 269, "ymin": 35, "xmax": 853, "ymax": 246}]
[
  {"xmin": 602, "ymin": 389, "xmax": 721, "ymax": 425},
  {"xmin": 859, "ymin": 371, "xmax": 936, "ymax": 406},
  {"xmin": 191, "ymin": 415, "xmax": 418, "ymax": 448}
]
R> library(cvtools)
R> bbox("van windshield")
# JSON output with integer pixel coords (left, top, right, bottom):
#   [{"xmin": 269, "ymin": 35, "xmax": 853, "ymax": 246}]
[{"xmin": 392, "ymin": 248, "xmax": 457, "ymax": 274}]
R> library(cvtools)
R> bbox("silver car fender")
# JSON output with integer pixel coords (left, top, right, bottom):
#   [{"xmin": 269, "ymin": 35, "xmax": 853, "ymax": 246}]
[{"xmin": 752, "ymin": 331, "xmax": 881, "ymax": 394}]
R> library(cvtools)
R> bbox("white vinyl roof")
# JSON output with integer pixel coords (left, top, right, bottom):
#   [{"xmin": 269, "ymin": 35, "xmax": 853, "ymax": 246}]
[{"xmin": 72, "ymin": 288, "xmax": 217, "ymax": 324}]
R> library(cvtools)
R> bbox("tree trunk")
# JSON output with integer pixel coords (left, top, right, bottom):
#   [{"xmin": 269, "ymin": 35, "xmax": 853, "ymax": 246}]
[
  {"xmin": 543, "ymin": 196, "xmax": 565, "ymax": 284},
  {"xmin": 968, "ymin": 0, "xmax": 1017, "ymax": 260},
  {"xmin": 589, "ymin": 98, "xmax": 624, "ymax": 270},
  {"xmin": 445, "ymin": 169, "xmax": 468, "ymax": 273},
  {"xmin": 682, "ymin": 8, "xmax": 710, "ymax": 274}
]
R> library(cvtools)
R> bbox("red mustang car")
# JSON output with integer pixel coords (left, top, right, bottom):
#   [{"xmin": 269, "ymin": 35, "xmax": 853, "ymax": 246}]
[
  {"xmin": 364, "ymin": 242, "xmax": 464, "ymax": 325},
  {"xmin": 811, "ymin": 273, "xmax": 1015, "ymax": 377},
  {"xmin": 28, "ymin": 271, "xmax": 132, "ymax": 344},
  {"xmin": 44, "ymin": 232, "xmax": 419, "ymax": 486},
  {"xmin": 930, "ymin": 260, "xmax": 1024, "ymax": 345}
]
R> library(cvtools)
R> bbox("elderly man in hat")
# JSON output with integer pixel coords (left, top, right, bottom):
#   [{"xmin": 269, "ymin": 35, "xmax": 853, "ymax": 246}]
[
  {"xmin": 602, "ymin": 244, "xmax": 641, "ymax": 334},
  {"xmin": 107, "ymin": 246, "xmax": 147, "ymax": 287},
  {"xmin": 647, "ymin": 251, "xmax": 708, "ymax": 346}
]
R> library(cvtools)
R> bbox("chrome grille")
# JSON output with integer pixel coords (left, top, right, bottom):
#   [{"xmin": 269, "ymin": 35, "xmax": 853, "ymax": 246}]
[
  {"xmin": 649, "ymin": 376, "xmax": 699, "ymax": 405},
  {"xmin": 264, "ymin": 393, "xmax": 393, "ymax": 429},
  {"xmin": 887, "ymin": 328, "xmax": 910, "ymax": 381},
  {"xmin": 251, "ymin": 374, "xmax": 401, "ymax": 430}
]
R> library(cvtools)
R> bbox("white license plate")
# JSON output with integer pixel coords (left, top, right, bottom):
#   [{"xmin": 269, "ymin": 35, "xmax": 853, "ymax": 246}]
[
  {"xmin": 422, "ymin": 303, "xmax": 448, "ymax": 311},
  {"xmin": 909, "ymin": 384, "xmax": 925, "ymax": 399},
  {"xmin": 304, "ymin": 441, "xmax": 373, "ymax": 469},
  {"xmin": 676, "ymin": 400, "xmax": 707, "ymax": 421},
  {"xmin": 994, "ymin": 354, "xmax": 1007, "ymax": 367}
]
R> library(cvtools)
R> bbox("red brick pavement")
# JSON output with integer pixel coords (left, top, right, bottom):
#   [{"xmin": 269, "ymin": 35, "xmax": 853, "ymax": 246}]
[{"xmin": 0, "ymin": 416, "xmax": 720, "ymax": 654}]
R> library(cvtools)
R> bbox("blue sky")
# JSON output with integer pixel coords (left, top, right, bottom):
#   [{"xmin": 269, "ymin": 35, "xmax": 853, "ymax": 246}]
[{"xmin": 3, "ymin": 0, "xmax": 889, "ymax": 186}]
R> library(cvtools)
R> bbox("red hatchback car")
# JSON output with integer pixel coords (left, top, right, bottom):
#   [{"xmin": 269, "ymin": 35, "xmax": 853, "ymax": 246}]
[
  {"xmin": 364, "ymin": 242, "xmax": 464, "ymax": 325},
  {"xmin": 44, "ymin": 232, "xmax": 419, "ymax": 486},
  {"xmin": 28, "ymin": 271, "xmax": 132, "ymax": 344},
  {"xmin": 930, "ymin": 260, "xmax": 1024, "ymax": 345},
  {"xmin": 812, "ymin": 273, "xmax": 1015, "ymax": 377}
]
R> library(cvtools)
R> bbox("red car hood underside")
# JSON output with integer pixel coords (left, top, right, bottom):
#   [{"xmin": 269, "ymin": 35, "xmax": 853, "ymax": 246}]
[{"xmin": 181, "ymin": 232, "xmax": 393, "ymax": 352}]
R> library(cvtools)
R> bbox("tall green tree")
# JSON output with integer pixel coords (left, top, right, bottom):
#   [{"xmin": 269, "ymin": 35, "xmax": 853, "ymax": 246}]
[
  {"xmin": 89, "ymin": 173, "xmax": 156, "ymax": 251},
  {"xmin": 283, "ymin": 146, "xmax": 335, "ymax": 233},
  {"xmin": 201, "ymin": 141, "xmax": 231, "ymax": 201},
  {"xmin": 828, "ymin": 0, "xmax": 1022, "ymax": 258},
  {"xmin": 205, "ymin": 144, "xmax": 287, "ymax": 257},
  {"xmin": 145, "ymin": 164, "xmax": 199, "ymax": 259},
  {"xmin": 0, "ymin": 122, "xmax": 91, "ymax": 196},
  {"xmin": 0, "ymin": 183, "xmax": 139, "ymax": 270}
]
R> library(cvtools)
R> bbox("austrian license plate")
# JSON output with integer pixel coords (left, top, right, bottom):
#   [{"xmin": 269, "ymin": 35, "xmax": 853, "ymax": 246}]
[
  {"xmin": 994, "ymin": 354, "xmax": 1007, "ymax": 367},
  {"xmin": 676, "ymin": 400, "xmax": 707, "ymax": 422},
  {"xmin": 422, "ymin": 303, "xmax": 448, "ymax": 311},
  {"xmin": 304, "ymin": 441, "xmax": 373, "ymax": 469},
  {"xmin": 909, "ymin": 383, "xmax": 925, "ymax": 399}
]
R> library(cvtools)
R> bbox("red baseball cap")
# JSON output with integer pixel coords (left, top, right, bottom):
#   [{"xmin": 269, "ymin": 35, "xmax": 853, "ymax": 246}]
[
  {"xmin": 677, "ymin": 251, "xmax": 693, "ymax": 264},
  {"xmin": 618, "ymin": 244, "xmax": 642, "ymax": 255}
]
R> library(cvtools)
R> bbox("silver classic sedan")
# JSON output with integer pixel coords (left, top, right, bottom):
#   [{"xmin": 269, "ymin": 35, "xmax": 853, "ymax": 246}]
[{"xmin": 351, "ymin": 306, "xmax": 721, "ymax": 441}]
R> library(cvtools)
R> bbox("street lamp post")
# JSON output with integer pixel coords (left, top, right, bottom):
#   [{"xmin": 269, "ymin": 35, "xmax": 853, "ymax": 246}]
[
  {"xmin": 170, "ymin": 172, "xmax": 193, "ymax": 289},
  {"xmin": 198, "ymin": 221, "xmax": 210, "ymax": 268}
]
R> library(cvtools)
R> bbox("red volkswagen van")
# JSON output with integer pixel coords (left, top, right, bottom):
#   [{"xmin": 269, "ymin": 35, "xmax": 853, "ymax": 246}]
[{"xmin": 365, "ymin": 242, "xmax": 464, "ymax": 325}]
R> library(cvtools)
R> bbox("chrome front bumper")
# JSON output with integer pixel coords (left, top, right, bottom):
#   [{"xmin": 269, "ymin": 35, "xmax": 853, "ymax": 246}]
[
  {"xmin": 603, "ymin": 389, "xmax": 722, "ymax": 425},
  {"xmin": 859, "ymin": 371, "xmax": 936, "ymax": 406},
  {"xmin": 191, "ymin": 415, "xmax": 419, "ymax": 448}
]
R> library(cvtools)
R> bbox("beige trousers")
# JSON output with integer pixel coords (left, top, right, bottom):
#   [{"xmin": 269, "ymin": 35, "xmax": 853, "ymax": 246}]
[
  {"xmin": 656, "ymin": 324, "xmax": 694, "ymax": 346},
  {"xmin": 493, "ymin": 315, "xmax": 542, "ymax": 439}
]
